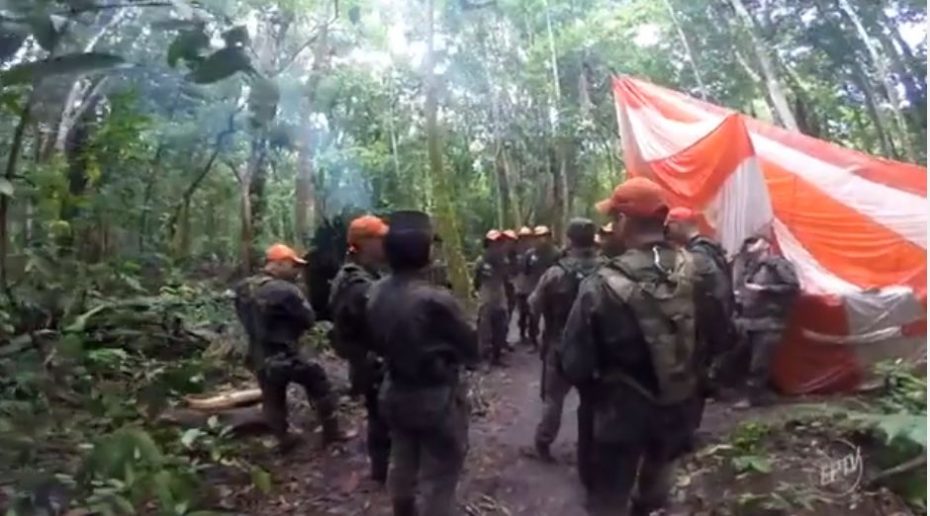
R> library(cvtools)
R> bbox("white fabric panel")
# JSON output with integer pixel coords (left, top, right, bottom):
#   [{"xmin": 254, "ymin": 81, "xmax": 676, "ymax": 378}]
[
  {"xmin": 751, "ymin": 135, "xmax": 928, "ymax": 249},
  {"xmin": 708, "ymin": 156, "xmax": 773, "ymax": 257},
  {"xmin": 624, "ymin": 106, "xmax": 725, "ymax": 161},
  {"xmin": 843, "ymin": 286, "xmax": 925, "ymax": 335}
]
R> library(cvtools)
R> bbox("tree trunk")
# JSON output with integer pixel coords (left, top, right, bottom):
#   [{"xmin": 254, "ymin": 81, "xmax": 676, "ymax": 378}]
[
  {"xmin": 850, "ymin": 63, "xmax": 897, "ymax": 158},
  {"xmin": 1, "ymin": 91, "xmax": 36, "ymax": 290},
  {"xmin": 238, "ymin": 176, "xmax": 254, "ymax": 274},
  {"xmin": 425, "ymin": 0, "xmax": 470, "ymax": 301},
  {"xmin": 728, "ymin": 0, "xmax": 799, "ymax": 132},
  {"xmin": 543, "ymin": 0, "xmax": 568, "ymax": 239},
  {"xmin": 661, "ymin": 0, "xmax": 709, "ymax": 99},
  {"xmin": 836, "ymin": 0, "xmax": 915, "ymax": 162},
  {"xmin": 294, "ymin": 140, "xmax": 315, "ymax": 246}
]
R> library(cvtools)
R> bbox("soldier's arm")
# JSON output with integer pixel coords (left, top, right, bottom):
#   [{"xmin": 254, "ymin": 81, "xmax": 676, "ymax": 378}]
[
  {"xmin": 280, "ymin": 283, "xmax": 316, "ymax": 331},
  {"xmin": 430, "ymin": 289, "xmax": 480, "ymax": 366},
  {"xmin": 749, "ymin": 259, "xmax": 800, "ymax": 293},
  {"xmin": 558, "ymin": 277, "xmax": 599, "ymax": 386},
  {"xmin": 528, "ymin": 266, "xmax": 558, "ymax": 317}
]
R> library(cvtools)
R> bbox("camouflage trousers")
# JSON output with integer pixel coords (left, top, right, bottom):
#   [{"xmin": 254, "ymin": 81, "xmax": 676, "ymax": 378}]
[
  {"xmin": 585, "ymin": 388, "xmax": 701, "ymax": 516},
  {"xmin": 747, "ymin": 329, "xmax": 783, "ymax": 390},
  {"xmin": 478, "ymin": 304, "xmax": 508, "ymax": 363},
  {"xmin": 255, "ymin": 352, "xmax": 338, "ymax": 439},
  {"xmin": 363, "ymin": 382, "xmax": 392, "ymax": 483},
  {"xmin": 516, "ymin": 294, "xmax": 538, "ymax": 346},
  {"xmin": 576, "ymin": 387, "xmax": 594, "ymax": 490},
  {"xmin": 381, "ymin": 382, "xmax": 469, "ymax": 516},
  {"xmin": 535, "ymin": 351, "xmax": 572, "ymax": 447}
]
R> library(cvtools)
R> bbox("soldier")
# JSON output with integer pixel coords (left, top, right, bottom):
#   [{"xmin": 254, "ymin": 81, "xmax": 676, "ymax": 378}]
[
  {"xmin": 528, "ymin": 218, "xmax": 600, "ymax": 463},
  {"xmin": 520, "ymin": 225, "xmax": 559, "ymax": 349},
  {"xmin": 665, "ymin": 207, "xmax": 736, "ymax": 397},
  {"xmin": 475, "ymin": 230, "xmax": 511, "ymax": 366},
  {"xmin": 560, "ymin": 178, "xmax": 703, "ymax": 516},
  {"xmin": 367, "ymin": 210, "xmax": 479, "ymax": 516},
  {"xmin": 514, "ymin": 226, "xmax": 536, "ymax": 345},
  {"xmin": 234, "ymin": 244, "xmax": 345, "ymax": 451},
  {"xmin": 502, "ymin": 229, "xmax": 519, "ymax": 323},
  {"xmin": 732, "ymin": 235, "xmax": 800, "ymax": 408},
  {"xmin": 329, "ymin": 215, "xmax": 391, "ymax": 483}
]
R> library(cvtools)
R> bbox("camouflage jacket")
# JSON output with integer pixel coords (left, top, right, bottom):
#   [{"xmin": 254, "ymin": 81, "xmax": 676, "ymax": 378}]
[
  {"xmin": 234, "ymin": 273, "xmax": 316, "ymax": 369},
  {"xmin": 686, "ymin": 235, "xmax": 736, "ymax": 359},
  {"xmin": 367, "ymin": 272, "xmax": 479, "ymax": 388},
  {"xmin": 329, "ymin": 260, "xmax": 382, "ymax": 390},
  {"xmin": 473, "ymin": 254, "xmax": 508, "ymax": 309},
  {"xmin": 735, "ymin": 254, "xmax": 800, "ymax": 331},
  {"xmin": 559, "ymin": 243, "xmax": 699, "ymax": 406},
  {"xmin": 529, "ymin": 248, "xmax": 600, "ymax": 353}
]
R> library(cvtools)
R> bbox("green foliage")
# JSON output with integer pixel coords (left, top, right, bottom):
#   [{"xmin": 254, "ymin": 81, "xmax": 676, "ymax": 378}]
[{"xmin": 725, "ymin": 421, "xmax": 774, "ymax": 474}]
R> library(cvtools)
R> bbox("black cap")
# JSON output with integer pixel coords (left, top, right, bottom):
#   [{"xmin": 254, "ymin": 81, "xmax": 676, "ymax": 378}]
[
  {"xmin": 566, "ymin": 217, "xmax": 596, "ymax": 247},
  {"xmin": 388, "ymin": 210, "xmax": 433, "ymax": 236},
  {"xmin": 385, "ymin": 210, "xmax": 433, "ymax": 270}
]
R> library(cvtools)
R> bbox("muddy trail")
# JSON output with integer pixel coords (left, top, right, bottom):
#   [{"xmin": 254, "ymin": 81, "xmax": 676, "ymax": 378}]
[{"xmin": 242, "ymin": 324, "xmax": 912, "ymax": 516}]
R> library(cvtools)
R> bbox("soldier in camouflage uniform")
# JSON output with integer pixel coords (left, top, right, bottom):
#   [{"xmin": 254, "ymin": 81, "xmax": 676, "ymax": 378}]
[
  {"xmin": 665, "ymin": 207, "xmax": 736, "ymax": 397},
  {"xmin": 329, "ymin": 215, "xmax": 391, "ymax": 483},
  {"xmin": 513, "ymin": 227, "xmax": 535, "ymax": 345},
  {"xmin": 732, "ymin": 235, "xmax": 800, "ymax": 408},
  {"xmin": 560, "ymin": 178, "xmax": 703, "ymax": 516},
  {"xmin": 474, "ymin": 230, "xmax": 511, "ymax": 366},
  {"xmin": 234, "ymin": 244, "xmax": 345, "ymax": 450},
  {"xmin": 528, "ymin": 218, "xmax": 600, "ymax": 463},
  {"xmin": 367, "ymin": 211, "xmax": 479, "ymax": 516},
  {"xmin": 519, "ymin": 225, "xmax": 559, "ymax": 349},
  {"xmin": 502, "ymin": 230, "xmax": 519, "ymax": 323}
]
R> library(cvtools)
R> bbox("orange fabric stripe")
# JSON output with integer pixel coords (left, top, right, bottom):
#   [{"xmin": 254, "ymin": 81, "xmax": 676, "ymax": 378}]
[{"xmin": 763, "ymin": 159, "xmax": 927, "ymax": 294}]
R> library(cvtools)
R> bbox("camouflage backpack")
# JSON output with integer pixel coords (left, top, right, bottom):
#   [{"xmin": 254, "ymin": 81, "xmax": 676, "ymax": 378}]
[
  {"xmin": 600, "ymin": 247, "xmax": 698, "ymax": 405},
  {"xmin": 547, "ymin": 253, "xmax": 600, "ymax": 331}
]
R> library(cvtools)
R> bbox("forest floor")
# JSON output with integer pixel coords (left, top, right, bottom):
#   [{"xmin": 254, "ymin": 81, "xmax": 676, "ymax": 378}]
[{"xmin": 232, "ymin": 322, "xmax": 914, "ymax": 516}]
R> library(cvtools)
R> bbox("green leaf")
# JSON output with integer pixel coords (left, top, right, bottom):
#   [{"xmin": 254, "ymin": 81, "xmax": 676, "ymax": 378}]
[
  {"xmin": 851, "ymin": 412, "xmax": 927, "ymax": 449},
  {"xmin": 187, "ymin": 47, "xmax": 253, "ymax": 84},
  {"xmin": 1, "ymin": 53, "xmax": 128, "ymax": 86},
  {"xmin": 732, "ymin": 454, "xmax": 772, "ymax": 473},
  {"xmin": 167, "ymin": 27, "xmax": 210, "ymax": 68},
  {"xmin": 0, "ymin": 178, "xmax": 13, "ymax": 197},
  {"xmin": 222, "ymin": 26, "xmax": 250, "ymax": 48},
  {"xmin": 180, "ymin": 428, "xmax": 202, "ymax": 448},
  {"xmin": 28, "ymin": 15, "xmax": 58, "ymax": 52},
  {"xmin": 251, "ymin": 467, "xmax": 272, "ymax": 494}
]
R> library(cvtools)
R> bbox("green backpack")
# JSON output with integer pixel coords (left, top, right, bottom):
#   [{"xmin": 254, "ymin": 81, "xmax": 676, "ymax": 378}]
[{"xmin": 599, "ymin": 246, "xmax": 698, "ymax": 405}]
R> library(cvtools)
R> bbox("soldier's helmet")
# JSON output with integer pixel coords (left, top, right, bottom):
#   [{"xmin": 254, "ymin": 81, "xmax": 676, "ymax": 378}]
[
  {"xmin": 385, "ymin": 210, "xmax": 434, "ymax": 271},
  {"xmin": 566, "ymin": 217, "xmax": 596, "ymax": 247}
]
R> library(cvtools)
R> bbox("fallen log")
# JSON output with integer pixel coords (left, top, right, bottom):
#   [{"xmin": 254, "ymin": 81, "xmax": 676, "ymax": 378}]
[{"xmin": 184, "ymin": 388, "xmax": 263, "ymax": 411}]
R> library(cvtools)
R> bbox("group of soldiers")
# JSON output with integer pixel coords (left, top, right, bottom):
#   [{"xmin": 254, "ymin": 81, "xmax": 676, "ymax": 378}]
[{"xmin": 232, "ymin": 176, "xmax": 801, "ymax": 516}]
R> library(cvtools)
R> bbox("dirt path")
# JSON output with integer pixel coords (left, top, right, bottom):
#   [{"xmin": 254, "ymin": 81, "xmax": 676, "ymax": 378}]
[{"xmin": 247, "ymin": 322, "xmax": 907, "ymax": 516}]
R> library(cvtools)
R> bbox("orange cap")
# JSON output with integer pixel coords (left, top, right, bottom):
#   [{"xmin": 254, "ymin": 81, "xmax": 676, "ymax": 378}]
[
  {"xmin": 596, "ymin": 177, "xmax": 667, "ymax": 218},
  {"xmin": 485, "ymin": 229, "xmax": 503, "ymax": 241},
  {"xmin": 348, "ymin": 215, "xmax": 389, "ymax": 246},
  {"xmin": 265, "ymin": 243, "xmax": 307, "ymax": 264},
  {"xmin": 502, "ymin": 229, "xmax": 517, "ymax": 240},
  {"xmin": 517, "ymin": 226, "xmax": 533, "ymax": 237},
  {"xmin": 666, "ymin": 207, "xmax": 697, "ymax": 223},
  {"xmin": 533, "ymin": 225, "xmax": 551, "ymax": 236},
  {"xmin": 599, "ymin": 222, "xmax": 613, "ymax": 234}
]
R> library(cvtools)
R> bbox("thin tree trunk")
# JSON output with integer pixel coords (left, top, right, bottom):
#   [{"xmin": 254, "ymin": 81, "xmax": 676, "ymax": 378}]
[
  {"xmin": 660, "ymin": 0, "xmax": 708, "ymax": 99},
  {"xmin": 728, "ymin": 0, "xmax": 799, "ymax": 132},
  {"xmin": 836, "ymin": 0, "xmax": 915, "ymax": 162},
  {"xmin": 294, "ymin": 140, "xmax": 315, "ymax": 245},
  {"xmin": 1, "ymin": 91, "xmax": 35, "ymax": 290},
  {"xmin": 850, "ymin": 63, "xmax": 897, "ymax": 158},
  {"xmin": 543, "ymin": 0, "xmax": 568, "ymax": 239},
  {"xmin": 425, "ymin": 0, "xmax": 470, "ymax": 300}
]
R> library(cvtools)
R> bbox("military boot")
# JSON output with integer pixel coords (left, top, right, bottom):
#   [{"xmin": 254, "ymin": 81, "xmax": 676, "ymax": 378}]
[{"xmin": 392, "ymin": 498, "xmax": 418, "ymax": 516}]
